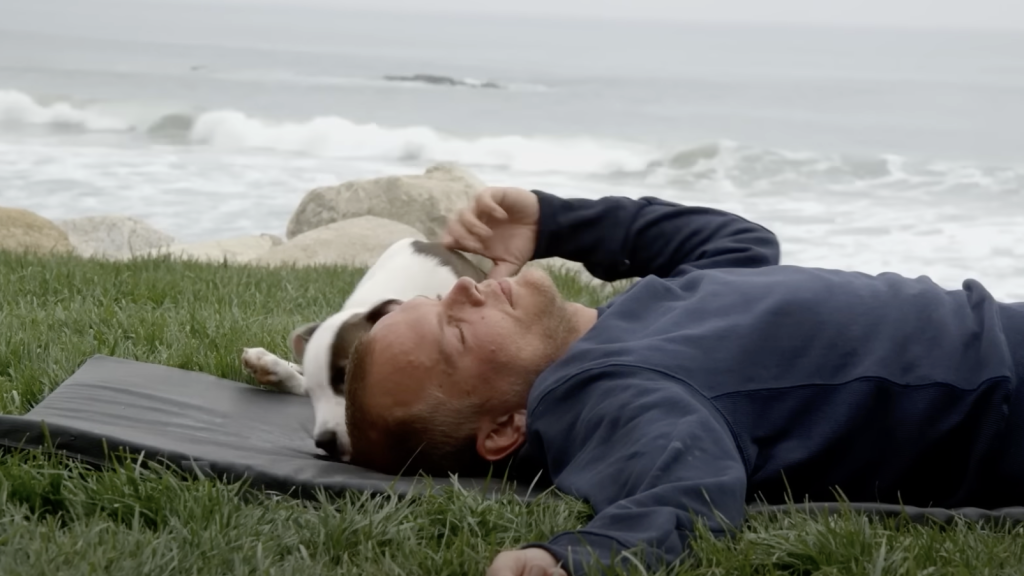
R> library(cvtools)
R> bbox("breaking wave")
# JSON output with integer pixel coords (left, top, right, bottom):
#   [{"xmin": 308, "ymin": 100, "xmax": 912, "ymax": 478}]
[
  {"xmin": 187, "ymin": 109, "xmax": 654, "ymax": 174},
  {"xmin": 1, "ymin": 88, "xmax": 1021, "ymax": 193},
  {"xmin": 0, "ymin": 89, "xmax": 130, "ymax": 132}
]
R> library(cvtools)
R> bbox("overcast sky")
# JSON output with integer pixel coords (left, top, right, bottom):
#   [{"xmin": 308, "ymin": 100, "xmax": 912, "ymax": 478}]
[{"xmin": 263, "ymin": 0, "xmax": 1024, "ymax": 31}]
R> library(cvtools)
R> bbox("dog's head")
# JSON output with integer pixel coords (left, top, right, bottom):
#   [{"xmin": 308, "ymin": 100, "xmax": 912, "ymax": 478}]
[{"xmin": 287, "ymin": 298, "xmax": 401, "ymax": 461}]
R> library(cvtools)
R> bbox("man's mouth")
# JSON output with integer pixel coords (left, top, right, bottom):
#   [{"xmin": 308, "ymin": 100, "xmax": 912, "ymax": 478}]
[{"xmin": 498, "ymin": 278, "xmax": 513, "ymax": 308}]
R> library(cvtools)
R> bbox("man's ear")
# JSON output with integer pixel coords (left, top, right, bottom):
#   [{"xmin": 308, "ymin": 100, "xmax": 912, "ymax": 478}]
[
  {"xmin": 287, "ymin": 321, "xmax": 321, "ymax": 362},
  {"xmin": 476, "ymin": 409, "xmax": 527, "ymax": 462}
]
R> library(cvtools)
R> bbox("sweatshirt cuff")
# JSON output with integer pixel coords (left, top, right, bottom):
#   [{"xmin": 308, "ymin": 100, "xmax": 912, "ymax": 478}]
[
  {"xmin": 521, "ymin": 531, "xmax": 638, "ymax": 575},
  {"xmin": 528, "ymin": 189, "xmax": 634, "ymax": 282},
  {"xmin": 529, "ymin": 189, "xmax": 571, "ymax": 262}
]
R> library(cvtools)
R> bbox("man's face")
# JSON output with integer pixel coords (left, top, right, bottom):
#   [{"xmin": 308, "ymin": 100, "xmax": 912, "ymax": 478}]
[{"xmin": 358, "ymin": 266, "xmax": 575, "ymax": 423}]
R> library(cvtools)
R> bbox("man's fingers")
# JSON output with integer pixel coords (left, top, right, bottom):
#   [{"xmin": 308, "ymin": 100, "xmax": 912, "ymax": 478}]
[
  {"xmin": 524, "ymin": 566, "xmax": 547, "ymax": 576},
  {"xmin": 477, "ymin": 190, "xmax": 509, "ymax": 221},
  {"xmin": 458, "ymin": 208, "xmax": 493, "ymax": 239},
  {"xmin": 443, "ymin": 218, "xmax": 484, "ymax": 254},
  {"xmin": 485, "ymin": 549, "xmax": 562, "ymax": 576},
  {"xmin": 485, "ymin": 551, "xmax": 517, "ymax": 576},
  {"xmin": 524, "ymin": 565, "xmax": 564, "ymax": 576}
]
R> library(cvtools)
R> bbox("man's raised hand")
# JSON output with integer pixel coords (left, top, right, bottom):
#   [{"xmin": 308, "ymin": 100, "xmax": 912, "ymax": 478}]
[{"xmin": 442, "ymin": 186, "xmax": 540, "ymax": 279}]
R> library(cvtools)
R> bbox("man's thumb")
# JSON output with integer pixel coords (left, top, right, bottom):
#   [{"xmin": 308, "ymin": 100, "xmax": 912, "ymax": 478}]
[{"xmin": 488, "ymin": 260, "xmax": 522, "ymax": 280}]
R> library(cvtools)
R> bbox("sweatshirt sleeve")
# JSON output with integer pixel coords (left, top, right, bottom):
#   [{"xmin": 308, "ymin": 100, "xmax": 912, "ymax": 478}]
[
  {"xmin": 520, "ymin": 365, "xmax": 749, "ymax": 575},
  {"xmin": 530, "ymin": 189, "xmax": 780, "ymax": 282}
]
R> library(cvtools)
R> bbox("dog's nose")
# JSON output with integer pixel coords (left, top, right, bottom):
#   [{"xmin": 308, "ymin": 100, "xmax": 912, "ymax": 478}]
[{"xmin": 315, "ymin": 431, "xmax": 340, "ymax": 457}]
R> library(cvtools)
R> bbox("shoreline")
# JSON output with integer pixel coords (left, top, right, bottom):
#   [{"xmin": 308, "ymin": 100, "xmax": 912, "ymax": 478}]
[{"xmin": 0, "ymin": 161, "xmax": 617, "ymax": 291}]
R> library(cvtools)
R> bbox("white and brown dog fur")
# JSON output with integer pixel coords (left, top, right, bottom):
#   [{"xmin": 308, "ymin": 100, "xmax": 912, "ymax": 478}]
[{"xmin": 240, "ymin": 238, "xmax": 486, "ymax": 462}]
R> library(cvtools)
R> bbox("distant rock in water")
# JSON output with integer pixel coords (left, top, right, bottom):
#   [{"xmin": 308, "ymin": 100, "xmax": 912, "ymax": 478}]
[
  {"xmin": 383, "ymin": 74, "xmax": 503, "ymax": 90},
  {"xmin": 646, "ymin": 143, "xmax": 723, "ymax": 171},
  {"xmin": 146, "ymin": 113, "xmax": 195, "ymax": 138}
]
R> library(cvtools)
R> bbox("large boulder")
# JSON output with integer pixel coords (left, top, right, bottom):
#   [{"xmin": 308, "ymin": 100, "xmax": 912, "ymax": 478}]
[
  {"xmin": 254, "ymin": 216, "xmax": 425, "ymax": 268},
  {"xmin": 58, "ymin": 215, "xmax": 174, "ymax": 260},
  {"xmin": 0, "ymin": 207, "xmax": 74, "ymax": 255},
  {"xmin": 145, "ymin": 234, "xmax": 284, "ymax": 263},
  {"xmin": 285, "ymin": 163, "xmax": 484, "ymax": 241}
]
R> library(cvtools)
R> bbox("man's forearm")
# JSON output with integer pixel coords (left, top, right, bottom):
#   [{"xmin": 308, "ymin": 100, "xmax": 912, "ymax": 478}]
[{"xmin": 529, "ymin": 190, "xmax": 780, "ymax": 282}]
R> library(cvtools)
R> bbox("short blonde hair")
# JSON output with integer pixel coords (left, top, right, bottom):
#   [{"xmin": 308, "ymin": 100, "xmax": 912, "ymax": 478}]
[{"xmin": 343, "ymin": 334, "xmax": 493, "ymax": 477}]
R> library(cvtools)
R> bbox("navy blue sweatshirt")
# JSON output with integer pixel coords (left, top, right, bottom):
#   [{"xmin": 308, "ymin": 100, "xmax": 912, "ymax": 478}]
[{"xmin": 519, "ymin": 190, "xmax": 1024, "ymax": 574}]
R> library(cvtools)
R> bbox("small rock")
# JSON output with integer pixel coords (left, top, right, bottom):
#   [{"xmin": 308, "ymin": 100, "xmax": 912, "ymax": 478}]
[
  {"xmin": 285, "ymin": 162, "xmax": 485, "ymax": 242},
  {"xmin": 145, "ymin": 233, "xmax": 284, "ymax": 263},
  {"xmin": 58, "ymin": 215, "xmax": 174, "ymax": 260},
  {"xmin": 0, "ymin": 206, "xmax": 74, "ymax": 255},
  {"xmin": 254, "ymin": 216, "xmax": 425, "ymax": 269}
]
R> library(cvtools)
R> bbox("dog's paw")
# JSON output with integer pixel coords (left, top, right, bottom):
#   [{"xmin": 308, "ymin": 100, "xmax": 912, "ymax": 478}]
[{"xmin": 241, "ymin": 347, "xmax": 306, "ymax": 396}]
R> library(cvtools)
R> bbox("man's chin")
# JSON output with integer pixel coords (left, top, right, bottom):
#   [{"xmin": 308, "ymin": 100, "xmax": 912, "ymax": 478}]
[
  {"xmin": 513, "ymin": 266, "xmax": 573, "ymax": 319},
  {"xmin": 507, "ymin": 266, "xmax": 548, "ymax": 295},
  {"xmin": 515, "ymin": 264, "xmax": 553, "ymax": 283}
]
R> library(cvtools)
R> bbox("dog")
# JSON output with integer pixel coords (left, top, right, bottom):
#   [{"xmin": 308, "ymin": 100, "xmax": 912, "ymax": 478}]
[{"xmin": 240, "ymin": 237, "xmax": 487, "ymax": 462}]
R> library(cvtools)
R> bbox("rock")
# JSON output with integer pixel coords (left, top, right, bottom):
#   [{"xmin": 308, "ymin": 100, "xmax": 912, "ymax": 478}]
[
  {"xmin": 0, "ymin": 207, "xmax": 74, "ymax": 255},
  {"xmin": 382, "ymin": 74, "xmax": 504, "ymax": 90},
  {"xmin": 286, "ymin": 163, "xmax": 485, "ymax": 242},
  {"xmin": 254, "ymin": 216, "xmax": 425, "ymax": 268},
  {"xmin": 58, "ymin": 215, "xmax": 174, "ymax": 260},
  {"xmin": 647, "ymin": 142, "xmax": 722, "ymax": 171},
  {"xmin": 145, "ymin": 233, "xmax": 284, "ymax": 263}
]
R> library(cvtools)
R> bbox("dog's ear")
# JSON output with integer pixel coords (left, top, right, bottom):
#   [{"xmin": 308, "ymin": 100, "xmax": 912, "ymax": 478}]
[
  {"xmin": 288, "ymin": 322, "xmax": 321, "ymax": 362},
  {"xmin": 366, "ymin": 299, "xmax": 402, "ymax": 323},
  {"xmin": 330, "ymin": 359, "xmax": 350, "ymax": 395},
  {"xmin": 329, "ymin": 299, "xmax": 402, "ymax": 395},
  {"xmin": 331, "ymin": 314, "xmax": 370, "ymax": 395}
]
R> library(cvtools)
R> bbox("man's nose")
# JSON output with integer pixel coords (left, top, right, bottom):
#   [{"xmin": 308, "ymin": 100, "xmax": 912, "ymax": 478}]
[{"xmin": 446, "ymin": 277, "xmax": 486, "ymax": 307}]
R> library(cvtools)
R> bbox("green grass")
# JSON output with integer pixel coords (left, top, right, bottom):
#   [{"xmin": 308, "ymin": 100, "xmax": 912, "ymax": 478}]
[{"xmin": 2, "ymin": 250, "xmax": 1024, "ymax": 575}]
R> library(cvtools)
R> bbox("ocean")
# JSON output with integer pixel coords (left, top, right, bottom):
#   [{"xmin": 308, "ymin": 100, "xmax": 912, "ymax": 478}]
[{"xmin": 2, "ymin": 0, "xmax": 1022, "ymax": 301}]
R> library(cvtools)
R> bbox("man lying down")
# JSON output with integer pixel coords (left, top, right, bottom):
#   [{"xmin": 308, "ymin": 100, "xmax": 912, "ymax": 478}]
[{"xmin": 340, "ymin": 187, "xmax": 1024, "ymax": 576}]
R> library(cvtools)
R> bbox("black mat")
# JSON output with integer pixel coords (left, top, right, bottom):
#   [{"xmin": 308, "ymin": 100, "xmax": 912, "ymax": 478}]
[
  {"xmin": 2, "ymin": 355, "xmax": 1023, "ymax": 528},
  {"xmin": 0, "ymin": 355, "xmax": 541, "ymax": 499}
]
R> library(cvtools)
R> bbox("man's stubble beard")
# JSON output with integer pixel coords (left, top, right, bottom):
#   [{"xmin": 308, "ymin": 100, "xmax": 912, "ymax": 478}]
[{"xmin": 511, "ymin": 268, "xmax": 582, "ymax": 393}]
